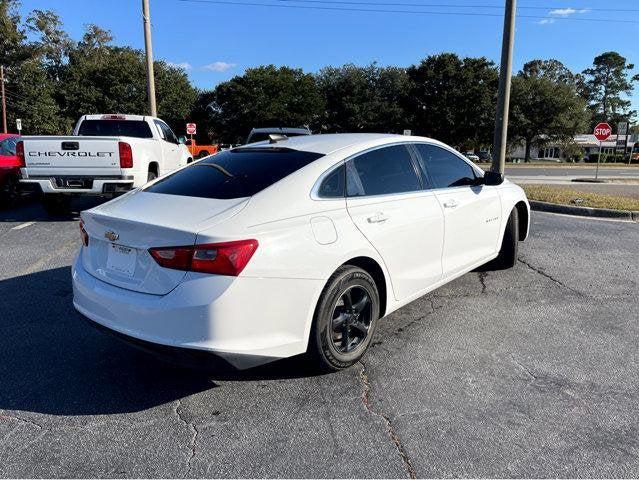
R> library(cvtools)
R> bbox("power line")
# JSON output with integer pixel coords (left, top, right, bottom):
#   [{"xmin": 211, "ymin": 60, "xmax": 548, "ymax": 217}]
[
  {"xmin": 4, "ymin": 89, "xmax": 33, "ymax": 103},
  {"xmin": 177, "ymin": 0, "xmax": 639, "ymax": 23},
  {"xmin": 259, "ymin": 0, "xmax": 639, "ymax": 13}
]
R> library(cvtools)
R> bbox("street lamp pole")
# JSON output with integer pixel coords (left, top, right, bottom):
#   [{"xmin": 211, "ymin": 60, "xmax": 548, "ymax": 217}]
[
  {"xmin": 491, "ymin": 0, "xmax": 517, "ymax": 178},
  {"xmin": 1, "ymin": 66, "xmax": 7, "ymax": 134},
  {"xmin": 142, "ymin": 0, "xmax": 157, "ymax": 117}
]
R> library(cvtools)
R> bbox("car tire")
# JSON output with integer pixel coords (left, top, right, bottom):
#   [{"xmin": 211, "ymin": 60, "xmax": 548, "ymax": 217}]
[
  {"xmin": 0, "ymin": 175, "xmax": 19, "ymax": 209},
  {"xmin": 147, "ymin": 171, "xmax": 157, "ymax": 182},
  {"xmin": 491, "ymin": 207, "xmax": 519, "ymax": 270},
  {"xmin": 309, "ymin": 265, "xmax": 380, "ymax": 371},
  {"xmin": 197, "ymin": 151, "xmax": 209, "ymax": 159},
  {"xmin": 41, "ymin": 194, "xmax": 72, "ymax": 216}
]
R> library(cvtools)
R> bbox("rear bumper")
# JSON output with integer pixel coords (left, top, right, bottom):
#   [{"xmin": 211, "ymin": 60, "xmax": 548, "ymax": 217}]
[
  {"xmin": 20, "ymin": 176, "xmax": 134, "ymax": 195},
  {"xmin": 71, "ymin": 251, "xmax": 323, "ymax": 369}
]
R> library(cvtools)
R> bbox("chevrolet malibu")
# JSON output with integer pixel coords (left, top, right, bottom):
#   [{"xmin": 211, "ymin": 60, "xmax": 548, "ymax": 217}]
[{"xmin": 73, "ymin": 134, "xmax": 530, "ymax": 371}]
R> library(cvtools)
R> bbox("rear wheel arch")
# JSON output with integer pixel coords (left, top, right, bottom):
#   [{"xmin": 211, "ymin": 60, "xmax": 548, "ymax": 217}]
[
  {"xmin": 339, "ymin": 256, "xmax": 388, "ymax": 318},
  {"xmin": 148, "ymin": 161, "xmax": 159, "ymax": 177}
]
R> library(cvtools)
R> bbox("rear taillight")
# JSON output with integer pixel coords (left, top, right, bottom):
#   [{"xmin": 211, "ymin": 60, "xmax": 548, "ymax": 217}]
[
  {"xmin": 118, "ymin": 141, "xmax": 133, "ymax": 168},
  {"xmin": 79, "ymin": 220, "xmax": 89, "ymax": 246},
  {"xmin": 149, "ymin": 239, "xmax": 258, "ymax": 276},
  {"xmin": 16, "ymin": 141, "xmax": 25, "ymax": 167}
]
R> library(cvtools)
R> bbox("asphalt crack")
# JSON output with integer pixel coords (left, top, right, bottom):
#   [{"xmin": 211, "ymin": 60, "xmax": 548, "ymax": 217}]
[
  {"xmin": 358, "ymin": 362, "xmax": 417, "ymax": 479},
  {"xmin": 517, "ymin": 258, "xmax": 584, "ymax": 296},
  {"xmin": 509, "ymin": 353, "xmax": 537, "ymax": 380},
  {"xmin": 478, "ymin": 272, "xmax": 488, "ymax": 294},
  {"xmin": 0, "ymin": 414, "xmax": 48, "ymax": 431},
  {"xmin": 173, "ymin": 399, "xmax": 199, "ymax": 477}
]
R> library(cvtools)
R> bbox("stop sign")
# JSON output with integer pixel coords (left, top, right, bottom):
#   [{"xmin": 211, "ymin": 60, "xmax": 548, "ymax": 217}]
[
  {"xmin": 593, "ymin": 122, "xmax": 612, "ymax": 142},
  {"xmin": 186, "ymin": 123, "xmax": 197, "ymax": 135}
]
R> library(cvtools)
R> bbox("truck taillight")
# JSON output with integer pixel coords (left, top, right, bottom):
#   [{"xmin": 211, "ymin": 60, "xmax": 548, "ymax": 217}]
[
  {"xmin": 16, "ymin": 141, "xmax": 25, "ymax": 167},
  {"xmin": 118, "ymin": 142, "xmax": 133, "ymax": 168},
  {"xmin": 149, "ymin": 240, "xmax": 259, "ymax": 276}
]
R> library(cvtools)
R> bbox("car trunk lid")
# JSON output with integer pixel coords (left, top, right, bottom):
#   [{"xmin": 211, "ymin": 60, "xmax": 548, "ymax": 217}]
[{"xmin": 80, "ymin": 191, "xmax": 248, "ymax": 295}]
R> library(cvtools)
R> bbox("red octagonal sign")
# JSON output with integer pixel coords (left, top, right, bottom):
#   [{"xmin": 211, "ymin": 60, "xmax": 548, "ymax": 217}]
[{"xmin": 593, "ymin": 122, "xmax": 612, "ymax": 142}]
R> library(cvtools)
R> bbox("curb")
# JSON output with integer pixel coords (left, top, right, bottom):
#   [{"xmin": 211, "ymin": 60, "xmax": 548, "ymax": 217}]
[{"xmin": 529, "ymin": 200, "xmax": 639, "ymax": 222}]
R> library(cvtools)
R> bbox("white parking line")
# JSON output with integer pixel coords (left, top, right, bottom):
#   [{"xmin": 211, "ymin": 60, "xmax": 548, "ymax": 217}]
[{"xmin": 11, "ymin": 221, "xmax": 36, "ymax": 231}]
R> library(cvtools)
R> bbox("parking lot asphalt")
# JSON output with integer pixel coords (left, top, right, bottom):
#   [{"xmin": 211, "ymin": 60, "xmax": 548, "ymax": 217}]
[{"xmin": 1, "ymin": 199, "xmax": 638, "ymax": 478}]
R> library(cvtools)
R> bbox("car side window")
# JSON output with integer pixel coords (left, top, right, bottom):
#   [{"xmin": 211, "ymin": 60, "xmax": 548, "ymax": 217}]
[
  {"xmin": 414, "ymin": 144, "xmax": 477, "ymax": 189},
  {"xmin": 346, "ymin": 145, "xmax": 421, "ymax": 197},
  {"xmin": 317, "ymin": 165, "xmax": 345, "ymax": 198},
  {"xmin": 154, "ymin": 120, "xmax": 179, "ymax": 144}
]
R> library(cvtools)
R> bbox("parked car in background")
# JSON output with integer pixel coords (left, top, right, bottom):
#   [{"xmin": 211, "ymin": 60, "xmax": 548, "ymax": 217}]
[
  {"xmin": 19, "ymin": 114, "xmax": 192, "ymax": 215},
  {"xmin": 73, "ymin": 133, "xmax": 530, "ymax": 372},
  {"xmin": 477, "ymin": 151, "xmax": 492, "ymax": 163},
  {"xmin": 0, "ymin": 133, "xmax": 21, "ymax": 207},
  {"xmin": 184, "ymin": 139, "xmax": 218, "ymax": 159},
  {"xmin": 246, "ymin": 126, "xmax": 312, "ymax": 144},
  {"xmin": 464, "ymin": 151, "xmax": 480, "ymax": 163}
]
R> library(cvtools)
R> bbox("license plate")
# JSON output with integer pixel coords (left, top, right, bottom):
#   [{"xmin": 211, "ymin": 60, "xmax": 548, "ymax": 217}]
[{"xmin": 106, "ymin": 244, "xmax": 137, "ymax": 277}]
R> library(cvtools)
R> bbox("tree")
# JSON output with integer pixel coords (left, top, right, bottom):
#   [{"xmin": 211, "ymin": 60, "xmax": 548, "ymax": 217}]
[
  {"xmin": 155, "ymin": 61, "xmax": 198, "ymax": 135},
  {"xmin": 406, "ymin": 53, "xmax": 498, "ymax": 149},
  {"xmin": 26, "ymin": 9, "xmax": 73, "ymax": 75},
  {"xmin": 61, "ymin": 25, "xmax": 197, "ymax": 133},
  {"xmin": 510, "ymin": 60, "xmax": 590, "ymax": 162},
  {"xmin": 209, "ymin": 65, "xmax": 324, "ymax": 143},
  {"xmin": 521, "ymin": 59, "xmax": 576, "ymax": 85},
  {"xmin": 582, "ymin": 51, "xmax": 637, "ymax": 125},
  {"xmin": 6, "ymin": 59, "xmax": 66, "ymax": 134},
  {"xmin": 0, "ymin": 0, "xmax": 28, "ymax": 66},
  {"xmin": 317, "ymin": 63, "xmax": 410, "ymax": 133}
]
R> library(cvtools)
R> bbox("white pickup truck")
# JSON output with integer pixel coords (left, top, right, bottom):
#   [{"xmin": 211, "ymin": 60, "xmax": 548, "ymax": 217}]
[{"xmin": 19, "ymin": 114, "xmax": 192, "ymax": 214}]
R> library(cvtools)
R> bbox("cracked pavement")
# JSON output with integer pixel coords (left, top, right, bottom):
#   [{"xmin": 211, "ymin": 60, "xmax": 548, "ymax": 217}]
[{"xmin": 1, "ymin": 199, "xmax": 638, "ymax": 478}]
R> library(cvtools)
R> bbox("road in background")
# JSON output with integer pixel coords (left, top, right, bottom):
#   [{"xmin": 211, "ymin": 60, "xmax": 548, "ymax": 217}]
[
  {"xmin": 0, "ymin": 202, "xmax": 638, "ymax": 477},
  {"xmin": 504, "ymin": 166, "xmax": 639, "ymax": 178}
]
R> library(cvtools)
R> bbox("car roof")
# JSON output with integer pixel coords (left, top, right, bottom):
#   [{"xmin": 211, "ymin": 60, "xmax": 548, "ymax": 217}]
[{"xmin": 241, "ymin": 133, "xmax": 422, "ymax": 155}]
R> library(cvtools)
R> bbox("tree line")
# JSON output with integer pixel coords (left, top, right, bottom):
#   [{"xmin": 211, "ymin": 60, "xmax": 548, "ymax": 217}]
[{"xmin": 2, "ymin": 0, "xmax": 638, "ymax": 160}]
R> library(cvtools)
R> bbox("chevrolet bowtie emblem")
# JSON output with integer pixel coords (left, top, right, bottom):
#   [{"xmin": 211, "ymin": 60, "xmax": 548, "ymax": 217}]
[{"xmin": 104, "ymin": 231, "xmax": 119, "ymax": 242}]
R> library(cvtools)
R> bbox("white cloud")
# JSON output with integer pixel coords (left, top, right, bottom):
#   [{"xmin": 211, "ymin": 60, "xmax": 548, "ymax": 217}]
[
  {"xmin": 537, "ymin": 18, "xmax": 556, "ymax": 25},
  {"xmin": 167, "ymin": 61, "xmax": 192, "ymax": 70},
  {"xmin": 202, "ymin": 61, "xmax": 237, "ymax": 72},
  {"xmin": 549, "ymin": 7, "xmax": 590, "ymax": 16}
]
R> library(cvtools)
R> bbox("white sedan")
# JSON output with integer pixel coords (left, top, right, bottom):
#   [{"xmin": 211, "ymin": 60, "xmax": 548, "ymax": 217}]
[{"xmin": 72, "ymin": 134, "xmax": 530, "ymax": 371}]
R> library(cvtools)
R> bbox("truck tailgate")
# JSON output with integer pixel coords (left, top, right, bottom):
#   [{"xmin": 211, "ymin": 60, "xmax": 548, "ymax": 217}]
[{"xmin": 22, "ymin": 136, "xmax": 122, "ymax": 177}]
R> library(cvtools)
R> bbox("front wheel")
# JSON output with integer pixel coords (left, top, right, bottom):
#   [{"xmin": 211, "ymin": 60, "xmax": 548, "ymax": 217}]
[
  {"xmin": 309, "ymin": 266, "xmax": 380, "ymax": 371},
  {"xmin": 491, "ymin": 207, "xmax": 519, "ymax": 270}
]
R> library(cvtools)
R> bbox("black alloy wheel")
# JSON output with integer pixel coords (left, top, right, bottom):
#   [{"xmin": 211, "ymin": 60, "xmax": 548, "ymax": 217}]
[{"xmin": 330, "ymin": 286, "xmax": 373, "ymax": 354}]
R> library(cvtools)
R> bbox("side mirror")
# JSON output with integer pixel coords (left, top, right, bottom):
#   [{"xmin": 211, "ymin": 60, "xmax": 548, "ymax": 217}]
[
  {"xmin": 483, "ymin": 171, "xmax": 504, "ymax": 186},
  {"xmin": 178, "ymin": 136, "xmax": 187, "ymax": 144}
]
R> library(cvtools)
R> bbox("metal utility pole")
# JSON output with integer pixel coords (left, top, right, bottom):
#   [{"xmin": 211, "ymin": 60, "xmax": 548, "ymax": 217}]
[
  {"xmin": 142, "ymin": 0, "xmax": 157, "ymax": 117},
  {"xmin": 1, "ymin": 66, "xmax": 7, "ymax": 134},
  {"xmin": 491, "ymin": 0, "xmax": 517, "ymax": 177}
]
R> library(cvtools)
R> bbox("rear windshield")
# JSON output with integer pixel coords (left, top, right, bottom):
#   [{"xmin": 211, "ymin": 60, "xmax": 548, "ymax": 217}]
[
  {"xmin": 77, "ymin": 120, "xmax": 153, "ymax": 138},
  {"xmin": 145, "ymin": 147, "xmax": 324, "ymax": 199}
]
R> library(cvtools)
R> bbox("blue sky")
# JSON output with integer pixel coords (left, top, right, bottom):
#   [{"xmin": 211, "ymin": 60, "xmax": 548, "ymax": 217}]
[{"xmin": 18, "ymin": 0, "xmax": 639, "ymax": 110}]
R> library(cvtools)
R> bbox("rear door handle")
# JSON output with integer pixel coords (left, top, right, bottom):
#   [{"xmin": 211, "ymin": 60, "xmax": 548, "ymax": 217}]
[
  {"xmin": 367, "ymin": 212, "xmax": 389, "ymax": 223},
  {"xmin": 443, "ymin": 200, "xmax": 459, "ymax": 209}
]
